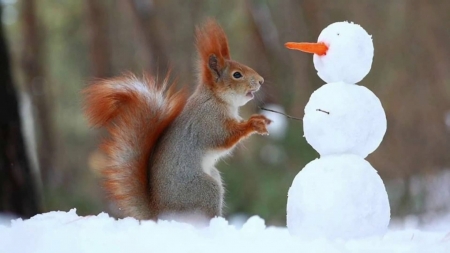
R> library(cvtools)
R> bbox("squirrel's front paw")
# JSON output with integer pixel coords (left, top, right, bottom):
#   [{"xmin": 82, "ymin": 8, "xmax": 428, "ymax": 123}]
[
  {"xmin": 249, "ymin": 114, "xmax": 272, "ymax": 135},
  {"xmin": 249, "ymin": 114, "xmax": 272, "ymax": 125}
]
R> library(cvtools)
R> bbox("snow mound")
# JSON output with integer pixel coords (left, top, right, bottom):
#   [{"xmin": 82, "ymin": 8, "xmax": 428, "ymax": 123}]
[
  {"xmin": 1, "ymin": 210, "xmax": 449, "ymax": 253},
  {"xmin": 287, "ymin": 154, "xmax": 390, "ymax": 240},
  {"xmin": 303, "ymin": 82, "xmax": 386, "ymax": 158}
]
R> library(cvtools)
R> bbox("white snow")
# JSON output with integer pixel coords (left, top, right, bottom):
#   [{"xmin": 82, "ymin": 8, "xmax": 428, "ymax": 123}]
[
  {"xmin": 313, "ymin": 21, "xmax": 373, "ymax": 84},
  {"xmin": 287, "ymin": 154, "xmax": 390, "ymax": 240},
  {"xmin": 0, "ymin": 209, "xmax": 449, "ymax": 253},
  {"xmin": 303, "ymin": 82, "xmax": 387, "ymax": 158}
]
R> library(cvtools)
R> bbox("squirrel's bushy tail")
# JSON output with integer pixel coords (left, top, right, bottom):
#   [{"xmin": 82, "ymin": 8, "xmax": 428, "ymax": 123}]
[{"xmin": 83, "ymin": 73, "xmax": 186, "ymax": 219}]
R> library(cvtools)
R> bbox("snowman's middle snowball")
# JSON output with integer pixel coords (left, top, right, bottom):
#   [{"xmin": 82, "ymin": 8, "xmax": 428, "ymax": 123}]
[{"xmin": 303, "ymin": 82, "xmax": 386, "ymax": 158}]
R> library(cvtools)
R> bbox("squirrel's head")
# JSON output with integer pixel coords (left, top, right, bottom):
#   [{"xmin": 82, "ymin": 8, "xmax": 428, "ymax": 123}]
[{"xmin": 196, "ymin": 19, "xmax": 264, "ymax": 106}]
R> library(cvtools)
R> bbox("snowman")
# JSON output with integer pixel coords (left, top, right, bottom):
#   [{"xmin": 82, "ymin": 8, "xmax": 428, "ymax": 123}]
[{"xmin": 285, "ymin": 21, "xmax": 390, "ymax": 240}]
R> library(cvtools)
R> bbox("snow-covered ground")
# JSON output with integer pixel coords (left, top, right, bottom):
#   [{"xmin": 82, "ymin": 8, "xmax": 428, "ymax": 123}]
[{"xmin": 0, "ymin": 209, "xmax": 449, "ymax": 253}]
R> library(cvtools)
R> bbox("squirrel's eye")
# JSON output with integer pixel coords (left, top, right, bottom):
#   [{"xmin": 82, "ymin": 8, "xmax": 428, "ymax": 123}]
[{"xmin": 233, "ymin": 72, "xmax": 243, "ymax": 79}]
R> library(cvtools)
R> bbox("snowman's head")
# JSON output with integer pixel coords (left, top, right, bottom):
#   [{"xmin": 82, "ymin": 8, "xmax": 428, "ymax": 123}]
[{"xmin": 286, "ymin": 21, "xmax": 373, "ymax": 84}]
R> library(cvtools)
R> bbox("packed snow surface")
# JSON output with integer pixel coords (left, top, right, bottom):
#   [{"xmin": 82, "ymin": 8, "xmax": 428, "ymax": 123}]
[
  {"xmin": 287, "ymin": 154, "xmax": 390, "ymax": 240},
  {"xmin": 1, "ymin": 209, "xmax": 449, "ymax": 253},
  {"xmin": 313, "ymin": 21, "xmax": 373, "ymax": 84},
  {"xmin": 303, "ymin": 82, "xmax": 386, "ymax": 158}
]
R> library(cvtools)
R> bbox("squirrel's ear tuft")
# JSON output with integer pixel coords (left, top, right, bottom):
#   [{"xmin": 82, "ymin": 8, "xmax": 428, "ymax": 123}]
[
  {"xmin": 208, "ymin": 54, "xmax": 221, "ymax": 80},
  {"xmin": 196, "ymin": 18, "xmax": 230, "ymax": 84}
]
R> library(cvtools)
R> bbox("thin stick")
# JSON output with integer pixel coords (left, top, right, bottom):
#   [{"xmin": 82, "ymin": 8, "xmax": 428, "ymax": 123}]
[
  {"xmin": 258, "ymin": 107, "xmax": 302, "ymax": 121},
  {"xmin": 316, "ymin": 109, "xmax": 330, "ymax": 114}
]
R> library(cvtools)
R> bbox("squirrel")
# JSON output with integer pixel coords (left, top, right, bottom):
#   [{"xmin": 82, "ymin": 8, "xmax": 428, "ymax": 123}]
[{"xmin": 82, "ymin": 19, "xmax": 271, "ymax": 222}]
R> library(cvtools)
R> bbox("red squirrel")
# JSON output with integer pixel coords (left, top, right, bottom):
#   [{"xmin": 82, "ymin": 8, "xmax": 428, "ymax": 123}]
[{"xmin": 83, "ymin": 19, "xmax": 271, "ymax": 221}]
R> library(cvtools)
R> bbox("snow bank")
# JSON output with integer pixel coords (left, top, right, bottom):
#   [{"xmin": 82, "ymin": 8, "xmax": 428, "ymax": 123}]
[{"xmin": 1, "ymin": 210, "xmax": 449, "ymax": 253}]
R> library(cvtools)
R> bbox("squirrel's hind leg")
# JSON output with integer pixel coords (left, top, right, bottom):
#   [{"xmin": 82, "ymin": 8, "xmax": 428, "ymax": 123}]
[
  {"xmin": 157, "ymin": 173, "xmax": 223, "ymax": 222},
  {"xmin": 188, "ymin": 173, "xmax": 223, "ymax": 218}
]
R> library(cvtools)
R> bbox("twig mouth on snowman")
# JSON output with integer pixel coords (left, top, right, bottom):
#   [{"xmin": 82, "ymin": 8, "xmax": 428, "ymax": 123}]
[{"xmin": 316, "ymin": 108, "xmax": 330, "ymax": 114}]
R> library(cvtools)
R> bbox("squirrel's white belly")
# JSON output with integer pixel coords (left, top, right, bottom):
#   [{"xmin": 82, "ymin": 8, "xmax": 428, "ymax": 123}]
[{"xmin": 201, "ymin": 149, "xmax": 231, "ymax": 176}]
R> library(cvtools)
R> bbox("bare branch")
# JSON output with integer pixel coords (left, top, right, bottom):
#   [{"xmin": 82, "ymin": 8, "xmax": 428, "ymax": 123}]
[{"xmin": 259, "ymin": 106, "xmax": 302, "ymax": 121}]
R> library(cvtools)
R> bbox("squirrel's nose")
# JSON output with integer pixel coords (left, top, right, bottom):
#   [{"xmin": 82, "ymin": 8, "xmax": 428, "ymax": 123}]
[{"xmin": 257, "ymin": 76, "xmax": 264, "ymax": 85}]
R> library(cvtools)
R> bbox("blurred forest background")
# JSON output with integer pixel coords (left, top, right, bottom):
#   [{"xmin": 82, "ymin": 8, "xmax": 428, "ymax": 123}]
[{"xmin": 1, "ymin": 0, "xmax": 450, "ymax": 226}]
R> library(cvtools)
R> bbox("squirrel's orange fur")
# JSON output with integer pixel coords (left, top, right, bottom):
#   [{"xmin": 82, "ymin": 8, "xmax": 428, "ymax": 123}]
[
  {"xmin": 196, "ymin": 19, "xmax": 230, "ymax": 87},
  {"xmin": 83, "ymin": 74, "xmax": 186, "ymax": 218}
]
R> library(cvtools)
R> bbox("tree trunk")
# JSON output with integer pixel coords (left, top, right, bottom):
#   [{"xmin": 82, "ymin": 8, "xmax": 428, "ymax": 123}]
[
  {"xmin": 21, "ymin": 0, "xmax": 55, "ymax": 184},
  {"xmin": 0, "ymin": 5, "xmax": 41, "ymax": 218},
  {"xmin": 85, "ymin": 0, "xmax": 111, "ymax": 78},
  {"xmin": 122, "ymin": 0, "xmax": 170, "ymax": 75}
]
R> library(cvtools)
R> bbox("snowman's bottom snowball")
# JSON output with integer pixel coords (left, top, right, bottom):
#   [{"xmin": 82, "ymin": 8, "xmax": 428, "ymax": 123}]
[{"xmin": 287, "ymin": 154, "xmax": 390, "ymax": 240}]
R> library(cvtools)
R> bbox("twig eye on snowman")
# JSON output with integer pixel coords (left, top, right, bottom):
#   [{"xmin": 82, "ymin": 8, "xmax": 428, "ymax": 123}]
[{"xmin": 283, "ymin": 21, "xmax": 390, "ymax": 240}]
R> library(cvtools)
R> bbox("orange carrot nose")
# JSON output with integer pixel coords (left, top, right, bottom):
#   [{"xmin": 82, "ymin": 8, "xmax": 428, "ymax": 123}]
[{"xmin": 285, "ymin": 42, "xmax": 328, "ymax": 56}]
